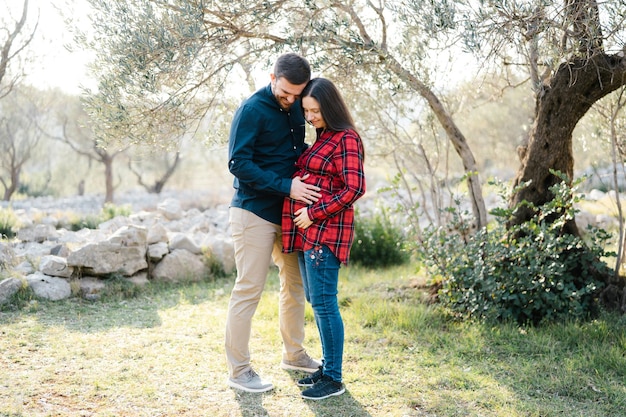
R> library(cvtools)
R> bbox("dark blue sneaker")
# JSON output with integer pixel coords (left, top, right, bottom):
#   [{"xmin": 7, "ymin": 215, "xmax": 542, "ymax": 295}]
[
  {"xmin": 301, "ymin": 375, "xmax": 345, "ymax": 400},
  {"xmin": 297, "ymin": 366, "xmax": 323, "ymax": 387}
]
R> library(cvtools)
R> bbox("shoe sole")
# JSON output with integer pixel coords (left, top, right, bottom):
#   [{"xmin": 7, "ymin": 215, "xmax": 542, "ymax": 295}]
[
  {"xmin": 301, "ymin": 387, "xmax": 346, "ymax": 400},
  {"xmin": 280, "ymin": 362, "xmax": 320, "ymax": 373},
  {"xmin": 226, "ymin": 379, "xmax": 274, "ymax": 393},
  {"xmin": 297, "ymin": 380, "xmax": 316, "ymax": 387}
]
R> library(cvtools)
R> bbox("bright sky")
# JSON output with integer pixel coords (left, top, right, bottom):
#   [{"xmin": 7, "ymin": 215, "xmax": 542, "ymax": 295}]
[
  {"xmin": 2, "ymin": 0, "xmax": 95, "ymax": 94},
  {"xmin": 2, "ymin": 0, "xmax": 476, "ymax": 96}
]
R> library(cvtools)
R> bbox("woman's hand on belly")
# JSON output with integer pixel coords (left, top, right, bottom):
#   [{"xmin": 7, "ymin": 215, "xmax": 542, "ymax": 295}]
[{"xmin": 294, "ymin": 207, "xmax": 313, "ymax": 229}]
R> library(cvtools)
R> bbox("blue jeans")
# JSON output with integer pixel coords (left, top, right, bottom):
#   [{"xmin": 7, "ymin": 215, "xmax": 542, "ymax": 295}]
[{"xmin": 298, "ymin": 245, "xmax": 343, "ymax": 382}]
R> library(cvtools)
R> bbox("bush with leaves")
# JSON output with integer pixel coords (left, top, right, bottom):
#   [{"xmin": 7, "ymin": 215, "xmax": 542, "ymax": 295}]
[
  {"xmin": 0, "ymin": 207, "xmax": 18, "ymax": 238},
  {"xmin": 418, "ymin": 173, "xmax": 612, "ymax": 325},
  {"xmin": 70, "ymin": 203, "xmax": 132, "ymax": 231},
  {"xmin": 350, "ymin": 209, "xmax": 410, "ymax": 269}
]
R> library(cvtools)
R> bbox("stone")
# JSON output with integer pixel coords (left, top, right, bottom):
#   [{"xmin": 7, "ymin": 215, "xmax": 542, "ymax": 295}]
[
  {"xmin": 168, "ymin": 232, "xmax": 201, "ymax": 254},
  {"xmin": 67, "ymin": 225, "xmax": 148, "ymax": 276},
  {"xmin": 152, "ymin": 249, "xmax": 208, "ymax": 283},
  {"xmin": 146, "ymin": 223, "xmax": 169, "ymax": 244},
  {"xmin": 17, "ymin": 224, "xmax": 59, "ymax": 243},
  {"xmin": 26, "ymin": 272, "xmax": 71, "ymax": 301},
  {"xmin": 67, "ymin": 242, "xmax": 147, "ymax": 276},
  {"xmin": 1, "ymin": 196, "xmax": 235, "ymax": 303},
  {"xmin": 79, "ymin": 276, "xmax": 106, "ymax": 300},
  {"xmin": 127, "ymin": 272, "xmax": 149, "ymax": 286},
  {"xmin": 0, "ymin": 242, "xmax": 15, "ymax": 270},
  {"xmin": 14, "ymin": 261, "xmax": 35, "ymax": 275},
  {"xmin": 39, "ymin": 255, "xmax": 73, "ymax": 278},
  {"xmin": 0, "ymin": 277, "xmax": 24, "ymax": 305},
  {"xmin": 201, "ymin": 234, "xmax": 236, "ymax": 275},
  {"xmin": 157, "ymin": 198, "xmax": 183, "ymax": 220},
  {"xmin": 148, "ymin": 242, "xmax": 169, "ymax": 261}
]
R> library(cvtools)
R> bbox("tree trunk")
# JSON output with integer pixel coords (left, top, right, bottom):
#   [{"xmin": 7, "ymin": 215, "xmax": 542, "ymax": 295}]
[
  {"xmin": 511, "ymin": 53, "xmax": 626, "ymax": 228},
  {"xmin": 104, "ymin": 155, "xmax": 114, "ymax": 204},
  {"xmin": 511, "ymin": 52, "xmax": 626, "ymax": 313},
  {"xmin": 384, "ymin": 56, "xmax": 488, "ymax": 229},
  {"xmin": 3, "ymin": 164, "xmax": 20, "ymax": 201}
]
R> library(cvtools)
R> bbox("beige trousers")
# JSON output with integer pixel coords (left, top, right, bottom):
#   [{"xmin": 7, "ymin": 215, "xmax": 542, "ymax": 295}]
[{"xmin": 225, "ymin": 207, "xmax": 306, "ymax": 378}]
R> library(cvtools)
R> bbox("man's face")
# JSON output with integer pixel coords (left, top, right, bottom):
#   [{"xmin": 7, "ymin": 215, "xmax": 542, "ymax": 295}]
[{"xmin": 270, "ymin": 74, "xmax": 308, "ymax": 111}]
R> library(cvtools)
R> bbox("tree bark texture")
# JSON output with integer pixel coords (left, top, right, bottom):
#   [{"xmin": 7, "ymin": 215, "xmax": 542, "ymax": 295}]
[
  {"xmin": 511, "ymin": 53, "xmax": 626, "ymax": 232},
  {"xmin": 511, "ymin": 52, "xmax": 626, "ymax": 313}
]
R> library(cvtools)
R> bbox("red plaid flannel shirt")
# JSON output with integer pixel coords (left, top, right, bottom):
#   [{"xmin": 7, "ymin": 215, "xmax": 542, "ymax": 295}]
[{"xmin": 282, "ymin": 128, "xmax": 366, "ymax": 264}]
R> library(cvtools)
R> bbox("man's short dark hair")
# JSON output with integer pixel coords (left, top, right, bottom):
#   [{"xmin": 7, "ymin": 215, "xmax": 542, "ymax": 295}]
[{"xmin": 274, "ymin": 53, "xmax": 311, "ymax": 85}]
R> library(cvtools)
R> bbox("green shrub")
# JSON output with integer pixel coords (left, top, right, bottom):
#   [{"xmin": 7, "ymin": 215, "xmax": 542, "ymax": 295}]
[
  {"xmin": 202, "ymin": 248, "xmax": 227, "ymax": 279},
  {"xmin": 0, "ymin": 207, "xmax": 18, "ymax": 238},
  {"xmin": 101, "ymin": 202, "xmax": 132, "ymax": 219},
  {"xmin": 98, "ymin": 273, "xmax": 142, "ymax": 300},
  {"xmin": 0, "ymin": 278, "xmax": 34, "ymax": 311},
  {"xmin": 350, "ymin": 209, "xmax": 410, "ymax": 268},
  {"xmin": 70, "ymin": 203, "xmax": 132, "ymax": 231},
  {"xmin": 418, "ymin": 172, "xmax": 612, "ymax": 325},
  {"xmin": 70, "ymin": 214, "xmax": 102, "ymax": 231},
  {"xmin": 18, "ymin": 182, "xmax": 52, "ymax": 198}
]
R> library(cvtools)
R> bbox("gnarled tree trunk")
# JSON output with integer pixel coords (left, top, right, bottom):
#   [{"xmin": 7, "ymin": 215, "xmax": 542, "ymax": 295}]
[
  {"xmin": 512, "ymin": 53, "xmax": 626, "ymax": 226},
  {"xmin": 511, "ymin": 52, "xmax": 626, "ymax": 312}
]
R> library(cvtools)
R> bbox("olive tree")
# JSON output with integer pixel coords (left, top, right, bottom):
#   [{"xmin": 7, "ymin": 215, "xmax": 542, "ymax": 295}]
[
  {"xmin": 457, "ymin": 0, "xmax": 626, "ymax": 310},
  {"xmin": 456, "ymin": 1, "xmax": 626, "ymax": 231},
  {"xmin": 78, "ymin": 0, "xmax": 626, "ymax": 309},
  {"xmin": 78, "ymin": 0, "xmax": 489, "ymax": 227},
  {"xmin": 49, "ymin": 93, "xmax": 129, "ymax": 204},
  {"xmin": 127, "ymin": 145, "xmax": 181, "ymax": 194},
  {"xmin": 80, "ymin": 0, "xmax": 626, "ymax": 224},
  {"xmin": 0, "ymin": 0, "xmax": 36, "ymax": 97},
  {"xmin": 0, "ymin": 86, "xmax": 46, "ymax": 200}
]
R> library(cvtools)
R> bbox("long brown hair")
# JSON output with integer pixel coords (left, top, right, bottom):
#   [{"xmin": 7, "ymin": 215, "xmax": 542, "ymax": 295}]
[{"xmin": 301, "ymin": 78, "xmax": 357, "ymax": 133}]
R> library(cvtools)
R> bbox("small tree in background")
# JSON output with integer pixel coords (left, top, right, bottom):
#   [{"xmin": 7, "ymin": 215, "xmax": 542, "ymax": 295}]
[
  {"xmin": 0, "ymin": 86, "xmax": 46, "ymax": 200},
  {"xmin": 128, "ymin": 147, "xmax": 181, "ymax": 194},
  {"xmin": 0, "ymin": 0, "xmax": 36, "ymax": 98},
  {"xmin": 49, "ymin": 95, "xmax": 128, "ymax": 204}
]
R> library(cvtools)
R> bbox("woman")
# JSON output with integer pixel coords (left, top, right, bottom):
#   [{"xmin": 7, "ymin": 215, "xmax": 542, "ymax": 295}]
[{"xmin": 282, "ymin": 77, "xmax": 366, "ymax": 400}]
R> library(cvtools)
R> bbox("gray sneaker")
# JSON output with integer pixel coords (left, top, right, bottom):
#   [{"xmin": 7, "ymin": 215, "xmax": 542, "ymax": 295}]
[
  {"xmin": 280, "ymin": 354, "xmax": 322, "ymax": 373},
  {"xmin": 227, "ymin": 369, "xmax": 274, "ymax": 393}
]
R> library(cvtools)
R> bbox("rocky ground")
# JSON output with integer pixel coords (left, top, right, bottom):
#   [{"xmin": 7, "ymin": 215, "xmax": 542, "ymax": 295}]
[{"xmin": 0, "ymin": 189, "xmax": 235, "ymax": 306}]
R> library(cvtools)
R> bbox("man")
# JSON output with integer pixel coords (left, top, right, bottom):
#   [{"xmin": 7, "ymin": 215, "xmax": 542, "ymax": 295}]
[{"xmin": 225, "ymin": 53, "xmax": 322, "ymax": 393}]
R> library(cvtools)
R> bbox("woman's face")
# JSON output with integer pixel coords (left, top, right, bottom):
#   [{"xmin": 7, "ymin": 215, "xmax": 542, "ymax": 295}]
[{"xmin": 302, "ymin": 96, "xmax": 326, "ymax": 130}]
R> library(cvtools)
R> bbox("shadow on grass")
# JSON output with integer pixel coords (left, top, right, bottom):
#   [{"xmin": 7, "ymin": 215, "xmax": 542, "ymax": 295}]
[
  {"xmin": 0, "ymin": 277, "xmax": 231, "ymax": 333},
  {"xmin": 303, "ymin": 389, "xmax": 372, "ymax": 417},
  {"xmin": 283, "ymin": 370, "xmax": 373, "ymax": 417},
  {"xmin": 231, "ymin": 389, "xmax": 271, "ymax": 417}
]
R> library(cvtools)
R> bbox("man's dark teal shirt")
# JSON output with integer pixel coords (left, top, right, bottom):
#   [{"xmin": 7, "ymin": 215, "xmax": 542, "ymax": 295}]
[{"xmin": 228, "ymin": 84, "xmax": 308, "ymax": 225}]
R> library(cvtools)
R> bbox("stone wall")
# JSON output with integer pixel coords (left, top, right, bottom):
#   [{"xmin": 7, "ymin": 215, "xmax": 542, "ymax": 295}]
[{"xmin": 0, "ymin": 196, "xmax": 234, "ymax": 305}]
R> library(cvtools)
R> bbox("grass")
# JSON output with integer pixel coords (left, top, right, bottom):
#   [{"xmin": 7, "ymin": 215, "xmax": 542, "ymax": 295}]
[{"xmin": 1, "ymin": 263, "xmax": 625, "ymax": 417}]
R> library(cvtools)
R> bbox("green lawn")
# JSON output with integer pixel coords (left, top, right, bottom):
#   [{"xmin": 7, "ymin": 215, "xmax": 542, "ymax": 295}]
[{"xmin": 1, "ymin": 263, "xmax": 625, "ymax": 416}]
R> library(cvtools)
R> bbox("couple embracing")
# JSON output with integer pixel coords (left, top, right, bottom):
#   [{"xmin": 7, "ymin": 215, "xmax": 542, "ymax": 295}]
[{"xmin": 224, "ymin": 53, "xmax": 366, "ymax": 400}]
